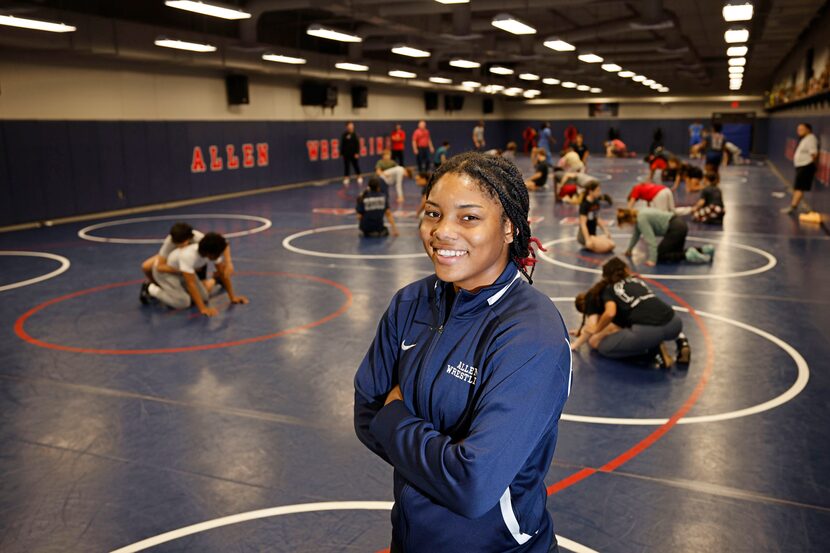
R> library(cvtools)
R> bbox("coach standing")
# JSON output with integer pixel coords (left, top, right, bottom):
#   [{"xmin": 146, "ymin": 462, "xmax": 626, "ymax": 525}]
[
  {"xmin": 783, "ymin": 123, "xmax": 818, "ymax": 214},
  {"xmin": 342, "ymin": 121, "xmax": 362, "ymax": 188}
]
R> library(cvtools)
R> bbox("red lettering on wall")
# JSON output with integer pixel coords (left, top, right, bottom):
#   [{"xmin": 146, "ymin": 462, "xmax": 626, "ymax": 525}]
[
  {"xmin": 191, "ymin": 146, "xmax": 206, "ymax": 173},
  {"xmin": 209, "ymin": 145, "xmax": 223, "ymax": 171},
  {"xmin": 369, "ymin": 136, "xmax": 375, "ymax": 156},
  {"xmin": 376, "ymin": 136, "xmax": 385, "ymax": 154},
  {"xmin": 320, "ymin": 140, "xmax": 330, "ymax": 160},
  {"xmin": 226, "ymin": 145, "xmax": 240, "ymax": 169},
  {"xmin": 359, "ymin": 137, "xmax": 367, "ymax": 156},
  {"xmin": 819, "ymin": 150, "xmax": 830, "ymax": 186},
  {"xmin": 785, "ymin": 138, "xmax": 796, "ymax": 161},
  {"xmin": 306, "ymin": 140, "xmax": 320, "ymax": 161},
  {"xmin": 331, "ymin": 139, "xmax": 340, "ymax": 159},
  {"xmin": 256, "ymin": 143, "xmax": 269, "ymax": 167},
  {"xmin": 242, "ymin": 143, "xmax": 255, "ymax": 167}
]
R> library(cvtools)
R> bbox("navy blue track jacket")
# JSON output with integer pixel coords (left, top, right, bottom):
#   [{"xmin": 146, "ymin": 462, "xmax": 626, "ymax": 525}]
[{"xmin": 354, "ymin": 262, "xmax": 572, "ymax": 552}]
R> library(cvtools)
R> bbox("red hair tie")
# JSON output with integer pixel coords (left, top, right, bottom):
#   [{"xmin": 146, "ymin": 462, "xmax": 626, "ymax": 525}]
[{"xmin": 518, "ymin": 236, "xmax": 547, "ymax": 268}]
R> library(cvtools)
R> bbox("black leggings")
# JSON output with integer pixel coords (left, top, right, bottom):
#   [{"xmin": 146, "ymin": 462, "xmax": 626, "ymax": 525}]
[
  {"xmin": 343, "ymin": 156, "xmax": 361, "ymax": 177},
  {"xmin": 657, "ymin": 215, "xmax": 687, "ymax": 263},
  {"xmin": 391, "ymin": 150, "xmax": 404, "ymax": 166}
]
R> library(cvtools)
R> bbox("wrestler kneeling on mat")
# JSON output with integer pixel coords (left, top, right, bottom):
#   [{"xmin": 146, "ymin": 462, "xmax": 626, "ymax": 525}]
[
  {"xmin": 143, "ymin": 232, "xmax": 248, "ymax": 317},
  {"xmin": 571, "ymin": 257, "xmax": 691, "ymax": 369}
]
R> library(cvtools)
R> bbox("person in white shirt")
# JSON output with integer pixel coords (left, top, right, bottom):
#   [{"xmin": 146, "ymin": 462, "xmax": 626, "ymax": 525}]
[
  {"xmin": 783, "ymin": 123, "xmax": 819, "ymax": 214},
  {"xmin": 140, "ymin": 223, "xmax": 204, "ymax": 286},
  {"xmin": 146, "ymin": 232, "xmax": 248, "ymax": 317}
]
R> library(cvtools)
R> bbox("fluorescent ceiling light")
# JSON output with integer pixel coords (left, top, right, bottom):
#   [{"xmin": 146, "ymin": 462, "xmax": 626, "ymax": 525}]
[
  {"xmin": 484, "ymin": 84, "xmax": 505, "ymax": 92},
  {"xmin": 392, "ymin": 45, "xmax": 430, "ymax": 58},
  {"xmin": 462, "ymin": 80, "xmax": 481, "ymax": 87},
  {"xmin": 650, "ymin": 83, "xmax": 662, "ymax": 89},
  {"xmin": 561, "ymin": 81, "xmax": 577, "ymax": 88},
  {"xmin": 601, "ymin": 63, "xmax": 622, "ymax": 72},
  {"xmin": 389, "ymin": 70, "xmax": 417, "ymax": 79},
  {"xmin": 154, "ymin": 38, "xmax": 216, "ymax": 52},
  {"xmin": 728, "ymin": 57, "xmax": 747, "ymax": 66},
  {"xmin": 724, "ymin": 27, "xmax": 749, "ymax": 43},
  {"xmin": 730, "ymin": 83, "xmax": 742, "ymax": 90},
  {"xmin": 618, "ymin": 70, "xmax": 635, "ymax": 78},
  {"xmin": 503, "ymin": 87, "xmax": 524, "ymax": 96},
  {"xmin": 262, "ymin": 53, "xmax": 306, "ymax": 64},
  {"xmin": 0, "ymin": 14, "xmax": 76, "ymax": 32},
  {"xmin": 435, "ymin": 0, "xmax": 469, "ymax": 4},
  {"xmin": 491, "ymin": 13, "xmax": 536, "ymax": 35},
  {"xmin": 577, "ymin": 53, "xmax": 604, "ymax": 63},
  {"xmin": 729, "ymin": 66, "xmax": 745, "ymax": 74},
  {"xmin": 576, "ymin": 84, "xmax": 590, "ymax": 91},
  {"xmin": 519, "ymin": 73, "xmax": 540, "ymax": 81},
  {"xmin": 542, "ymin": 77, "xmax": 561, "ymax": 85},
  {"xmin": 335, "ymin": 62, "xmax": 368, "ymax": 71},
  {"xmin": 307, "ymin": 24, "xmax": 361, "ymax": 43},
  {"xmin": 429, "ymin": 76, "xmax": 453, "ymax": 84},
  {"xmin": 727, "ymin": 45, "xmax": 748, "ymax": 57},
  {"xmin": 632, "ymin": 75, "xmax": 646, "ymax": 82},
  {"xmin": 489, "ymin": 66, "xmax": 514, "ymax": 75},
  {"xmin": 658, "ymin": 87, "xmax": 669, "ymax": 93},
  {"xmin": 590, "ymin": 87, "xmax": 602, "ymax": 93},
  {"xmin": 730, "ymin": 80, "xmax": 743, "ymax": 86},
  {"xmin": 723, "ymin": 1, "xmax": 753, "ymax": 22},
  {"xmin": 450, "ymin": 58, "xmax": 480, "ymax": 68},
  {"xmin": 643, "ymin": 79, "xmax": 655, "ymax": 86},
  {"xmin": 543, "ymin": 38, "xmax": 575, "ymax": 52},
  {"xmin": 523, "ymin": 90, "xmax": 541, "ymax": 98},
  {"xmin": 164, "ymin": 1, "xmax": 250, "ymax": 20}
]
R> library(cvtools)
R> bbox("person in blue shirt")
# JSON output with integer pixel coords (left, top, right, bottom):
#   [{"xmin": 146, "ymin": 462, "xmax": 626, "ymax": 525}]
[
  {"xmin": 689, "ymin": 121, "xmax": 704, "ymax": 158},
  {"xmin": 354, "ymin": 152, "xmax": 572, "ymax": 553},
  {"xmin": 433, "ymin": 140, "xmax": 450, "ymax": 167},
  {"xmin": 537, "ymin": 122, "xmax": 554, "ymax": 163}
]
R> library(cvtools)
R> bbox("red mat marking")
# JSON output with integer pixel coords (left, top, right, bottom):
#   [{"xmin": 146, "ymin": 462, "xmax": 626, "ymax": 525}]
[{"xmin": 14, "ymin": 271, "xmax": 352, "ymax": 355}]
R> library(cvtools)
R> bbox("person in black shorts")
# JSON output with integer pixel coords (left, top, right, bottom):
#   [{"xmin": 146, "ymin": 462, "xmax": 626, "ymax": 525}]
[
  {"xmin": 783, "ymin": 122, "xmax": 819, "ymax": 214},
  {"xmin": 577, "ymin": 182, "xmax": 615, "ymax": 253},
  {"xmin": 525, "ymin": 148, "xmax": 549, "ymax": 190},
  {"xmin": 576, "ymin": 257, "xmax": 691, "ymax": 368},
  {"xmin": 356, "ymin": 176, "xmax": 399, "ymax": 237}
]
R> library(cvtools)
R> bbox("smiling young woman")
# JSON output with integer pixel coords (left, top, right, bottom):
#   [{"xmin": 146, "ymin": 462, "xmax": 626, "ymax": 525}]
[{"xmin": 354, "ymin": 152, "xmax": 573, "ymax": 553}]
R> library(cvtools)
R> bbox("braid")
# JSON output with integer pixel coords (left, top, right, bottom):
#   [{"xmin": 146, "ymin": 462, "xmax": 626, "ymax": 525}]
[{"xmin": 427, "ymin": 151, "xmax": 543, "ymax": 284}]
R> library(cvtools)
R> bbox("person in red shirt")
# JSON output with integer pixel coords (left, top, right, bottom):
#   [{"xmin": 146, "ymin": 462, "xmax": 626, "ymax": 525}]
[
  {"xmin": 627, "ymin": 182, "xmax": 675, "ymax": 212},
  {"xmin": 522, "ymin": 126, "xmax": 537, "ymax": 153},
  {"xmin": 412, "ymin": 120, "xmax": 435, "ymax": 174},
  {"xmin": 390, "ymin": 124, "xmax": 406, "ymax": 167}
]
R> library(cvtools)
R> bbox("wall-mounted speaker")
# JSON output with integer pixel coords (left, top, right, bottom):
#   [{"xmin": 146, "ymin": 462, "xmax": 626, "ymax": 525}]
[
  {"xmin": 444, "ymin": 94, "xmax": 464, "ymax": 112},
  {"xmin": 351, "ymin": 86, "xmax": 368, "ymax": 109},
  {"xmin": 302, "ymin": 81, "xmax": 338, "ymax": 108},
  {"xmin": 483, "ymin": 97, "xmax": 494, "ymax": 114},
  {"xmin": 424, "ymin": 91, "xmax": 439, "ymax": 111},
  {"xmin": 226, "ymin": 74, "xmax": 249, "ymax": 105}
]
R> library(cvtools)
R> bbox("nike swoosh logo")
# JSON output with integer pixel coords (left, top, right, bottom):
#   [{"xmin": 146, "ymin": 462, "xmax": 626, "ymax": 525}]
[{"xmin": 401, "ymin": 341, "xmax": 416, "ymax": 351}]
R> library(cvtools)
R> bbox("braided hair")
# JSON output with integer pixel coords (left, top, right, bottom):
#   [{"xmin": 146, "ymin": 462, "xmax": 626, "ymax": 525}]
[{"xmin": 425, "ymin": 151, "xmax": 543, "ymax": 284}]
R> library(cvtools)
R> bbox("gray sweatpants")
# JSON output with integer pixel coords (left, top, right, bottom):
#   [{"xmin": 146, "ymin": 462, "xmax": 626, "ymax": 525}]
[
  {"xmin": 598, "ymin": 314, "xmax": 682, "ymax": 359},
  {"xmin": 151, "ymin": 266, "xmax": 208, "ymax": 309}
]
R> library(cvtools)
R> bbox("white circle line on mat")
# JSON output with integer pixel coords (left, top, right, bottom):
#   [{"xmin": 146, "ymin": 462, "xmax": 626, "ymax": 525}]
[
  {"xmin": 283, "ymin": 223, "xmax": 427, "ymax": 260},
  {"xmin": 108, "ymin": 501, "xmax": 599, "ymax": 553},
  {"xmin": 549, "ymin": 297, "xmax": 809, "ymax": 425},
  {"xmin": 0, "ymin": 251, "xmax": 71, "ymax": 292},
  {"xmin": 539, "ymin": 235, "xmax": 777, "ymax": 280},
  {"xmin": 77, "ymin": 214, "xmax": 272, "ymax": 244}
]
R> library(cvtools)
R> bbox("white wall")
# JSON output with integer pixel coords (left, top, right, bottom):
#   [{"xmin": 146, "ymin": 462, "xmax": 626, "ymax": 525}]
[{"xmin": 0, "ymin": 56, "xmax": 505, "ymax": 121}]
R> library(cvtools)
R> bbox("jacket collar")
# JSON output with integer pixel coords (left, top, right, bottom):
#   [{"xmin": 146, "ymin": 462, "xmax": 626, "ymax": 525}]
[{"xmin": 432, "ymin": 262, "xmax": 523, "ymax": 318}]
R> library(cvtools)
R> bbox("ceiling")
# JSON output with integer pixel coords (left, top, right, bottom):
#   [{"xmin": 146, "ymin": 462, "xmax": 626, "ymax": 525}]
[{"xmin": 0, "ymin": 0, "xmax": 826, "ymax": 99}]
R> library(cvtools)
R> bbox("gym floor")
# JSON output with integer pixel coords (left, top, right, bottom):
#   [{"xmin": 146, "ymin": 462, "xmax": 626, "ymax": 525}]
[{"xmin": 1, "ymin": 156, "xmax": 828, "ymax": 552}]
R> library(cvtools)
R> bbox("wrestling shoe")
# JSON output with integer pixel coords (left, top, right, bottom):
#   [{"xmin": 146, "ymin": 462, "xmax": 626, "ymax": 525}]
[
  {"xmin": 139, "ymin": 282, "xmax": 151, "ymax": 305},
  {"xmin": 654, "ymin": 343, "xmax": 674, "ymax": 369},
  {"xmin": 676, "ymin": 337, "xmax": 691, "ymax": 366},
  {"xmin": 700, "ymin": 244, "xmax": 715, "ymax": 257},
  {"xmin": 685, "ymin": 248, "xmax": 711, "ymax": 264}
]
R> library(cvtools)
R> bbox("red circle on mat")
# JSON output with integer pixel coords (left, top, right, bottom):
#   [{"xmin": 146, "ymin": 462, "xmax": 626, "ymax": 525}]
[{"xmin": 14, "ymin": 271, "xmax": 353, "ymax": 355}]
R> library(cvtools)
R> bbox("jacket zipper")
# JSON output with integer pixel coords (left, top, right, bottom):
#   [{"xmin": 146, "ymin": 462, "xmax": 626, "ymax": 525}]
[{"xmin": 415, "ymin": 284, "xmax": 459, "ymax": 417}]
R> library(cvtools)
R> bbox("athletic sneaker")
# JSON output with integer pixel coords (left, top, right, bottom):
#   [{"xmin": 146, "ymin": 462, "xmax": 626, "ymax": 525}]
[
  {"xmin": 343, "ymin": 178, "xmax": 350, "ymax": 187},
  {"xmin": 700, "ymin": 244, "xmax": 715, "ymax": 257},
  {"xmin": 357, "ymin": 176, "xmax": 364, "ymax": 186},
  {"xmin": 685, "ymin": 248, "xmax": 711, "ymax": 264},
  {"xmin": 139, "ymin": 282, "xmax": 151, "ymax": 305},
  {"xmin": 676, "ymin": 337, "xmax": 691, "ymax": 365}
]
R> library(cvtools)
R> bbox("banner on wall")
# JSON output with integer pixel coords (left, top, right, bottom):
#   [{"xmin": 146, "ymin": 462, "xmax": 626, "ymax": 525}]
[{"xmin": 191, "ymin": 143, "xmax": 269, "ymax": 173}]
